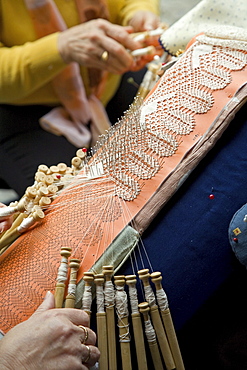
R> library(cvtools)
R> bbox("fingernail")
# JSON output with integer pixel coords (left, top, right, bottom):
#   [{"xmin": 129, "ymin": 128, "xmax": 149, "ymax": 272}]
[{"xmin": 44, "ymin": 291, "xmax": 51, "ymax": 300}]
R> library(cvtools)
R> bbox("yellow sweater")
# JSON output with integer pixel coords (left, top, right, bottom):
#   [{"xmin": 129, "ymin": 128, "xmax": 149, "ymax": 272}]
[{"xmin": 0, "ymin": 0, "xmax": 159, "ymax": 106}]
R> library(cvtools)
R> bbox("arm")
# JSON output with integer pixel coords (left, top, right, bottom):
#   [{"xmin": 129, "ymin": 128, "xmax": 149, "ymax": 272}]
[{"xmin": 0, "ymin": 34, "xmax": 67, "ymax": 103}]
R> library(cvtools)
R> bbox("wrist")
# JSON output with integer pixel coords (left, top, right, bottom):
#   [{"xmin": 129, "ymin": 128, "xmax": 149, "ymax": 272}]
[{"xmin": 57, "ymin": 31, "xmax": 71, "ymax": 64}]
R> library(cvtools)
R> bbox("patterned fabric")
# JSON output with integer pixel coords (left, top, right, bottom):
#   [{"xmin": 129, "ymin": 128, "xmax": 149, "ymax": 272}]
[
  {"xmin": 0, "ymin": 25, "xmax": 246, "ymax": 333},
  {"xmin": 160, "ymin": 0, "xmax": 247, "ymax": 56}
]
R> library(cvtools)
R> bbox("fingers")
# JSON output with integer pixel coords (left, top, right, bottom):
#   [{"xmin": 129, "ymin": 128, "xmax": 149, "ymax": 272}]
[
  {"xmin": 90, "ymin": 20, "xmax": 140, "ymax": 73},
  {"xmin": 58, "ymin": 19, "xmax": 140, "ymax": 74},
  {"xmin": 81, "ymin": 344, "xmax": 100, "ymax": 369},
  {"xmin": 101, "ymin": 22, "xmax": 140, "ymax": 52},
  {"xmin": 33, "ymin": 292, "xmax": 90, "ymax": 330},
  {"xmin": 0, "ymin": 203, "xmax": 13, "ymax": 233},
  {"xmin": 0, "ymin": 219, "xmax": 12, "ymax": 233},
  {"xmin": 77, "ymin": 325, "xmax": 96, "ymax": 346},
  {"xmin": 128, "ymin": 11, "xmax": 160, "ymax": 32},
  {"xmin": 34, "ymin": 291, "xmax": 55, "ymax": 312}
]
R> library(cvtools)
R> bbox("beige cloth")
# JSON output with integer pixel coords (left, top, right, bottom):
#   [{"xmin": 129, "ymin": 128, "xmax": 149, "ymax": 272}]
[
  {"xmin": 160, "ymin": 0, "xmax": 247, "ymax": 55},
  {"xmin": 25, "ymin": 0, "xmax": 111, "ymax": 147}
]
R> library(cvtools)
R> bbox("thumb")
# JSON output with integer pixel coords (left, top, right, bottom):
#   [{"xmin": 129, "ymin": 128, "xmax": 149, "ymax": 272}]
[
  {"xmin": 143, "ymin": 22, "xmax": 154, "ymax": 31},
  {"xmin": 34, "ymin": 291, "xmax": 55, "ymax": 315}
]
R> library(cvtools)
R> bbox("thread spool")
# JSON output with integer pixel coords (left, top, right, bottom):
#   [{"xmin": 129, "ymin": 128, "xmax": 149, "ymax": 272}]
[
  {"xmin": 102, "ymin": 265, "xmax": 117, "ymax": 370},
  {"xmin": 65, "ymin": 258, "xmax": 81, "ymax": 308},
  {"xmin": 151, "ymin": 272, "xmax": 185, "ymax": 370},
  {"xmin": 57, "ymin": 163, "xmax": 67, "ymax": 174},
  {"xmin": 0, "ymin": 208, "xmax": 44, "ymax": 251},
  {"xmin": 82, "ymin": 271, "xmax": 94, "ymax": 321},
  {"xmin": 114, "ymin": 275, "xmax": 132, "ymax": 370},
  {"xmin": 139, "ymin": 302, "xmax": 164, "ymax": 370},
  {"xmin": 55, "ymin": 247, "xmax": 72, "ymax": 308},
  {"xmin": 138, "ymin": 269, "xmax": 175, "ymax": 370},
  {"xmin": 94, "ymin": 273, "xmax": 108, "ymax": 370},
  {"xmin": 126, "ymin": 275, "xmax": 148, "ymax": 370}
]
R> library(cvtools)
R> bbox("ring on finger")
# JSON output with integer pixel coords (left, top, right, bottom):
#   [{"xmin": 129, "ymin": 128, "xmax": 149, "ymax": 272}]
[
  {"xmin": 78, "ymin": 325, "xmax": 88, "ymax": 344},
  {"xmin": 100, "ymin": 50, "xmax": 109, "ymax": 62},
  {"xmin": 82, "ymin": 345, "xmax": 91, "ymax": 364}
]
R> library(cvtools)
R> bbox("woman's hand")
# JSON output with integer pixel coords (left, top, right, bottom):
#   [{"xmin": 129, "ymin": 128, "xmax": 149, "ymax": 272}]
[
  {"xmin": 0, "ymin": 203, "xmax": 13, "ymax": 233},
  {"xmin": 128, "ymin": 11, "xmax": 163, "ymax": 71},
  {"xmin": 128, "ymin": 10, "xmax": 160, "ymax": 32},
  {"xmin": 58, "ymin": 18, "xmax": 142, "ymax": 74},
  {"xmin": 0, "ymin": 291, "xmax": 100, "ymax": 370}
]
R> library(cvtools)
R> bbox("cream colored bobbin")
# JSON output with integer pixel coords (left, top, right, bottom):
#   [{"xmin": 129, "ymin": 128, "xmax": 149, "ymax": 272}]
[
  {"xmin": 55, "ymin": 247, "xmax": 72, "ymax": 308},
  {"xmin": 126, "ymin": 275, "xmax": 148, "ymax": 370},
  {"xmin": 138, "ymin": 302, "xmax": 164, "ymax": 370},
  {"xmin": 151, "ymin": 272, "xmax": 185, "ymax": 370},
  {"xmin": 114, "ymin": 275, "xmax": 132, "ymax": 370},
  {"xmin": 82, "ymin": 272, "xmax": 95, "ymax": 322},
  {"xmin": 102, "ymin": 266, "xmax": 117, "ymax": 370},
  {"xmin": 94, "ymin": 273, "xmax": 108, "ymax": 370},
  {"xmin": 65, "ymin": 258, "xmax": 81, "ymax": 308},
  {"xmin": 138, "ymin": 269, "xmax": 175, "ymax": 370}
]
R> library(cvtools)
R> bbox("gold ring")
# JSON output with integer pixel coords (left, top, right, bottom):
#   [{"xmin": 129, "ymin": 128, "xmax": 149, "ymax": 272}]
[
  {"xmin": 83, "ymin": 345, "xmax": 91, "ymax": 364},
  {"xmin": 101, "ymin": 50, "xmax": 109, "ymax": 62},
  {"xmin": 78, "ymin": 325, "xmax": 88, "ymax": 344}
]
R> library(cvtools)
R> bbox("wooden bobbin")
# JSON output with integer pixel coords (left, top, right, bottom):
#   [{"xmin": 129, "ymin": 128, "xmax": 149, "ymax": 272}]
[
  {"xmin": 45, "ymin": 174, "xmax": 54, "ymax": 186},
  {"xmin": 65, "ymin": 258, "xmax": 81, "ymax": 308},
  {"xmin": 102, "ymin": 265, "xmax": 117, "ymax": 370},
  {"xmin": 25, "ymin": 186, "xmax": 37, "ymax": 200},
  {"xmin": 36, "ymin": 186, "xmax": 49, "ymax": 200},
  {"xmin": 49, "ymin": 165, "xmax": 59, "ymax": 174},
  {"xmin": 16, "ymin": 197, "xmax": 29, "ymax": 213},
  {"xmin": 57, "ymin": 163, "xmax": 67, "ymax": 174},
  {"xmin": 82, "ymin": 272, "xmax": 95, "ymax": 322},
  {"xmin": 126, "ymin": 275, "xmax": 148, "ymax": 370},
  {"xmin": 0, "ymin": 208, "xmax": 44, "ymax": 251},
  {"xmin": 76, "ymin": 148, "xmax": 87, "ymax": 160},
  {"xmin": 138, "ymin": 269, "xmax": 175, "ymax": 370},
  {"xmin": 94, "ymin": 273, "xmax": 108, "ymax": 370},
  {"xmin": 55, "ymin": 247, "xmax": 72, "ymax": 308},
  {"xmin": 138, "ymin": 302, "xmax": 164, "ymax": 370},
  {"xmin": 37, "ymin": 164, "xmax": 49, "ymax": 174},
  {"xmin": 114, "ymin": 275, "xmax": 132, "ymax": 370},
  {"xmin": 31, "ymin": 208, "xmax": 45, "ymax": 223},
  {"xmin": 39, "ymin": 196, "xmax": 51, "ymax": 209},
  {"xmin": 151, "ymin": 272, "xmax": 185, "ymax": 370},
  {"xmin": 35, "ymin": 171, "xmax": 46, "ymax": 183},
  {"xmin": 47, "ymin": 184, "xmax": 58, "ymax": 197}
]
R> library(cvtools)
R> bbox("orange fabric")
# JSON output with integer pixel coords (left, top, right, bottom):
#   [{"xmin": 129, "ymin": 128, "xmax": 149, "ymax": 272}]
[{"xmin": 0, "ymin": 30, "xmax": 247, "ymax": 332}]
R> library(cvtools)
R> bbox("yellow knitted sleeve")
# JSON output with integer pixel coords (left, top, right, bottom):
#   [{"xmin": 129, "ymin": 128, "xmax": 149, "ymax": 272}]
[
  {"xmin": 0, "ymin": 33, "xmax": 67, "ymax": 104},
  {"xmin": 107, "ymin": 0, "xmax": 160, "ymax": 26}
]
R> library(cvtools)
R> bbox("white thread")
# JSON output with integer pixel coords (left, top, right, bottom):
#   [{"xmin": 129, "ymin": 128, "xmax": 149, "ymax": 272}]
[
  {"xmin": 144, "ymin": 285, "xmax": 156, "ymax": 307},
  {"xmin": 57, "ymin": 257, "xmax": 68, "ymax": 283},
  {"xmin": 67, "ymin": 283, "xmax": 76, "ymax": 296},
  {"xmin": 128, "ymin": 285, "xmax": 139, "ymax": 314},
  {"xmin": 104, "ymin": 280, "xmax": 115, "ymax": 307},
  {"xmin": 144, "ymin": 319, "xmax": 156, "ymax": 343},
  {"xmin": 82, "ymin": 285, "xmax": 92, "ymax": 312},
  {"xmin": 17, "ymin": 217, "xmax": 36, "ymax": 233},
  {"xmin": 115, "ymin": 285, "xmax": 129, "ymax": 318},
  {"xmin": 156, "ymin": 289, "xmax": 169, "ymax": 311},
  {"xmin": 0, "ymin": 207, "xmax": 16, "ymax": 219},
  {"xmin": 192, "ymin": 44, "xmax": 213, "ymax": 69},
  {"xmin": 96, "ymin": 284, "xmax": 105, "ymax": 313},
  {"xmin": 118, "ymin": 321, "xmax": 131, "ymax": 343}
]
